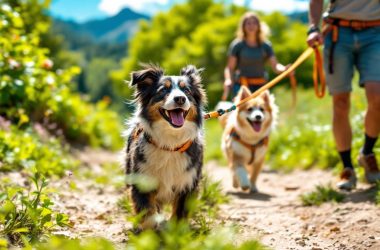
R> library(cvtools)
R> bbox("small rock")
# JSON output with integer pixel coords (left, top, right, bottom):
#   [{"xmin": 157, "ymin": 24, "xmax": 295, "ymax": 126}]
[
  {"xmin": 325, "ymin": 220, "xmax": 336, "ymax": 226},
  {"xmin": 330, "ymin": 226, "xmax": 340, "ymax": 232},
  {"xmin": 296, "ymin": 240, "xmax": 306, "ymax": 247}
]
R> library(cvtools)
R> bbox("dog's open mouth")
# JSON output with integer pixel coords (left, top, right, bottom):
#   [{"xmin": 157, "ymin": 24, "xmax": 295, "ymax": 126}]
[
  {"xmin": 248, "ymin": 118, "xmax": 262, "ymax": 132},
  {"xmin": 160, "ymin": 108, "xmax": 189, "ymax": 128}
]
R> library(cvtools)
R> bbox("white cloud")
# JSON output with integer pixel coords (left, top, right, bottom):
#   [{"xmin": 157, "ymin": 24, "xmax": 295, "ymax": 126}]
[
  {"xmin": 98, "ymin": 0, "xmax": 308, "ymax": 17},
  {"xmin": 249, "ymin": 0, "xmax": 309, "ymax": 13},
  {"xmin": 98, "ymin": 0, "xmax": 170, "ymax": 15}
]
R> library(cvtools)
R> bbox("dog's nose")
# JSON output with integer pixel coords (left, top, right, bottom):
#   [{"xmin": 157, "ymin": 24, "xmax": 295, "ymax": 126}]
[
  {"xmin": 174, "ymin": 96, "xmax": 186, "ymax": 105},
  {"xmin": 255, "ymin": 115, "xmax": 262, "ymax": 120}
]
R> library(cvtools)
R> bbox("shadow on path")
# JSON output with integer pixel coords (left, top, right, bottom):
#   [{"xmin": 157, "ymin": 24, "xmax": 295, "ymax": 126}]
[
  {"xmin": 344, "ymin": 185, "xmax": 378, "ymax": 204},
  {"xmin": 226, "ymin": 191, "xmax": 273, "ymax": 201}
]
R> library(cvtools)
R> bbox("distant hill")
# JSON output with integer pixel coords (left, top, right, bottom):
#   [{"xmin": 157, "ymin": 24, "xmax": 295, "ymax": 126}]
[
  {"xmin": 287, "ymin": 11, "xmax": 308, "ymax": 24},
  {"xmin": 52, "ymin": 7, "xmax": 150, "ymax": 45}
]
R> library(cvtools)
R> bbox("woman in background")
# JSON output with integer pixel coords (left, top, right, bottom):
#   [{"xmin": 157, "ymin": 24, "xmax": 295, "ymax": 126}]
[{"xmin": 222, "ymin": 12, "xmax": 293, "ymax": 101}]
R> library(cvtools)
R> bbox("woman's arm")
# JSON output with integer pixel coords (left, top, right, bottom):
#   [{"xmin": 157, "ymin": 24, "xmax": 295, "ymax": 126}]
[
  {"xmin": 225, "ymin": 56, "xmax": 237, "ymax": 85},
  {"xmin": 268, "ymin": 56, "xmax": 294, "ymax": 76},
  {"xmin": 269, "ymin": 56, "xmax": 286, "ymax": 74},
  {"xmin": 222, "ymin": 56, "xmax": 237, "ymax": 101}
]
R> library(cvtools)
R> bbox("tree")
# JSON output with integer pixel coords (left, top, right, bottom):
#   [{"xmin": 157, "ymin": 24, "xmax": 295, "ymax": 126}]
[{"xmin": 111, "ymin": 1, "xmax": 313, "ymax": 108}]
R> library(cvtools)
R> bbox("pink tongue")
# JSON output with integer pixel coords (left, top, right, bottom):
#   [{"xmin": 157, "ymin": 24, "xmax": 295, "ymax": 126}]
[
  {"xmin": 169, "ymin": 110, "xmax": 185, "ymax": 127},
  {"xmin": 252, "ymin": 122, "xmax": 261, "ymax": 132}
]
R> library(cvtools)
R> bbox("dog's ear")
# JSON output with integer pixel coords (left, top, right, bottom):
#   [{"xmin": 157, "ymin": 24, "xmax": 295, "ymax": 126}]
[
  {"xmin": 261, "ymin": 90, "xmax": 273, "ymax": 106},
  {"xmin": 261, "ymin": 90, "xmax": 270, "ymax": 104},
  {"xmin": 180, "ymin": 65, "xmax": 203, "ymax": 85},
  {"xmin": 235, "ymin": 86, "xmax": 251, "ymax": 103},
  {"xmin": 130, "ymin": 64, "xmax": 163, "ymax": 87}
]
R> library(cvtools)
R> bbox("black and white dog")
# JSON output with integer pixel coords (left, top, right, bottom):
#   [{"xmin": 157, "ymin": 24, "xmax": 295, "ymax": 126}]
[{"xmin": 124, "ymin": 64, "xmax": 207, "ymax": 230}]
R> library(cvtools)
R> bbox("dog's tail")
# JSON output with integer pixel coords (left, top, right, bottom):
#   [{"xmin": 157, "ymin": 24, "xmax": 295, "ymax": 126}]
[{"xmin": 214, "ymin": 101, "xmax": 234, "ymax": 128}]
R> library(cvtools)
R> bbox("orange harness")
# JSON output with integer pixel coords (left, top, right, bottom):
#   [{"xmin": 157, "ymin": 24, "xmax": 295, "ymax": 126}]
[
  {"xmin": 132, "ymin": 126, "xmax": 192, "ymax": 153},
  {"xmin": 239, "ymin": 77, "xmax": 267, "ymax": 86},
  {"xmin": 323, "ymin": 18, "xmax": 380, "ymax": 74},
  {"xmin": 229, "ymin": 128, "xmax": 269, "ymax": 164}
]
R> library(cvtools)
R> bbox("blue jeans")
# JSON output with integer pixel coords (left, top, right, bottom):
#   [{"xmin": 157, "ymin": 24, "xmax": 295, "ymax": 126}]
[{"xmin": 323, "ymin": 26, "xmax": 380, "ymax": 95}]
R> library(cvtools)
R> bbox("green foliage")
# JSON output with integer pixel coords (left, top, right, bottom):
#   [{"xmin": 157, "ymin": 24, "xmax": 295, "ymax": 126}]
[
  {"xmin": 0, "ymin": 173, "xmax": 71, "ymax": 246},
  {"xmin": 0, "ymin": 126, "xmax": 77, "ymax": 176},
  {"xmin": 375, "ymin": 181, "xmax": 380, "ymax": 205},
  {"xmin": 204, "ymin": 119, "xmax": 226, "ymax": 165},
  {"xmin": 85, "ymin": 58, "xmax": 119, "ymax": 102},
  {"xmin": 267, "ymin": 84, "xmax": 373, "ymax": 171},
  {"xmin": 29, "ymin": 226, "xmax": 266, "ymax": 250},
  {"xmin": 127, "ymin": 221, "xmax": 266, "ymax": 250},
  {"xmin": 27, "ymin": 236, "xmax": 116, "ymax": 250},
  {"xmin": 0, "ymin": 1, "xmax": 123, "ymax": 150},
  {"xmin": 190, "ymin": 175, "xmax": 229, "ymax": 233},
  {"xmin": 111, "ymin": 1, "xmax": 248, "ymax": 107},
  {"xmin": 112, "ymin": 1, "xmax": 313, "ymax": 108},
  {"xmin": 300, "ymin": 184, "xmax": 346, "ymax": 206},
  {"xmin": 263, "ymin": 12, "xmax": 312, "ymax": 86}
]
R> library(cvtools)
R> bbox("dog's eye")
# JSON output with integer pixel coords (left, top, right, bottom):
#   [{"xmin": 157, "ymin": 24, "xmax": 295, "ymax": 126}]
[
  {"xmin": 259, "ymin": 107, "xmax": 264, "ymax": 112},
  {"xmin": 157, "ymin": 87, "xmax": 168, "ymax": 94},
  {"xmin": 247, "ymin": 107, "xmax": 254, "ymax": 112},
  {"xmin": 182, "ymin": 87, "xmax": 191, "ymax": 95}
]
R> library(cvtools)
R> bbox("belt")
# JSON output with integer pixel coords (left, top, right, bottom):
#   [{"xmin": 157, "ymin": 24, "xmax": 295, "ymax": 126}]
[
  {"xmin": 324, "ymin": 17, "xmax": 380, "ymax": 30},
  {"xmin": 323, "ymin": 18, "xmax": 380, "ymax": 74},
  {"xmin": 239, "ymin": 77, "xmax": 266, "ymax": 86}
]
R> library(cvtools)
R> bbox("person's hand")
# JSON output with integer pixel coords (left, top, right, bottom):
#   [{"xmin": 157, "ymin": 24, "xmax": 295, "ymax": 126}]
[
  {"xmin": 307, "ymin": 31, "xmax": 323, "ymax": 48},
  {"xmin": 224, "ymin": 78, "xmax": 233, "ymax": 87}
]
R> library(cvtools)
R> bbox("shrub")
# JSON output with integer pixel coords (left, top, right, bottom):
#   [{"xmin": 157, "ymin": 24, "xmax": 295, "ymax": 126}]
[
  {"xmin": 0, "ymin": 125, "xmax": 77, "ymax": 176},
  {"xmin": 0, "ymin": 1, "xmax": 123, "ymax": 150},
  {"xmin": 0, "ymin": 173, "xmax": 71, "ymax": 246},
  {"xmin": 300, "ymin": 184, "xmax": 345, "ymax": 206}
]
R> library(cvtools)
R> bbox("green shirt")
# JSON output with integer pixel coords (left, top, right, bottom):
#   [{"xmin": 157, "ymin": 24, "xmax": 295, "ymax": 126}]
[{"xmin": 228, "ymin": 39, "xmax": 274, "ymax": 79}]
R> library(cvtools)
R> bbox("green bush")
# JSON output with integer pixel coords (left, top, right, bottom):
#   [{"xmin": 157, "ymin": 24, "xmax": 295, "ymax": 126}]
[
  {"xmin": 0, "ymin": 173, "xmax": 71, "ymax": 246},
  {"xmin": 0, "ymin": 1, "xmax": 123, "ymax": 150},
  {"xmin": 300, "ymin": 184, "xmax": 345, "ymax": 206},
  {"xmin": 0, "ymin": 126, "xmax": 77, "ymax": 176}
]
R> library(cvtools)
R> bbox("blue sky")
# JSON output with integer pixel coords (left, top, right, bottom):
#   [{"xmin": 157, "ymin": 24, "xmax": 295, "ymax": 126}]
[{"xmin": 50, "ymin": 0, "xmax": 309, "ymax": 23}]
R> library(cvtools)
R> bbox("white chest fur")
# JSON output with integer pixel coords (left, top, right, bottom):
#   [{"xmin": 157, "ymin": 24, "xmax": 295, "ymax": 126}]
[{"xmin": 139, "ymin": 143, "xmax": 197, "ymax": 203}]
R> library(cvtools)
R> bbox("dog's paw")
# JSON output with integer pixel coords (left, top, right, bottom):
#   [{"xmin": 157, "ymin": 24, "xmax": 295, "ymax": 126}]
[
  {"xmin": 235, "ymin": 167, "xmax": 251, "ymax": 190},
  {"xmin": 250, "ymin": 183, "xmax": 258, "ymax": 193}
]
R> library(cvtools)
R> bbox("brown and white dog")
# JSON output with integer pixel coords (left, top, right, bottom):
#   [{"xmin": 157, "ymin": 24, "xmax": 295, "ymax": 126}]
[
  {"xmin": 219, "ymin": 86, "xmax": 278, "ymax": 193},
  {"xmin": 124, "ymin": 64, "xmax": 207, "ymax": 230}
]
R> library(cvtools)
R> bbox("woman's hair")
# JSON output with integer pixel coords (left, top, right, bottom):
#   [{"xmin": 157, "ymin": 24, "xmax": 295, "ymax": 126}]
[{"xmin": 236, "ymin": 12, "xmax": 270, "ymax": 45}]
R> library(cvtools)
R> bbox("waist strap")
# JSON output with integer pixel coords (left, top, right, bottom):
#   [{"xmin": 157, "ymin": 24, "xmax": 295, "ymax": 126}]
[
  {"xmin": 324, "ymin": 18, "xmax": 380, "ymax": 30},
  {"xmin": 239, "ymin": 77, "xmax": 266, "ymax": 86}
]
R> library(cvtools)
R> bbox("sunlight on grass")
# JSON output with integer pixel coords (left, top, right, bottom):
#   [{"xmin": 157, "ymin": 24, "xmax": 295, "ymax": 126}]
[
  {"xmin": 375, "ymin": 182, "xmax": 380, "ymax": 205},
  {"xmin": 300, "ymin": 184, "xmax": 346, "ymax": 206},
  {"xmin": 204, "ymin": 119, "xmax": 226, "ymax": 165}
]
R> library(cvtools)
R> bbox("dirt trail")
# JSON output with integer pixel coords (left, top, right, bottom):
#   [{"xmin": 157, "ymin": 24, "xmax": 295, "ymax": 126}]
[
  {"xmin": 207, "ymin": 163, "xmax": 380, "ymax": 250},
  {"xmin": 52, "ymin": 151, "xmax": 380, "ymax": 250}
]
